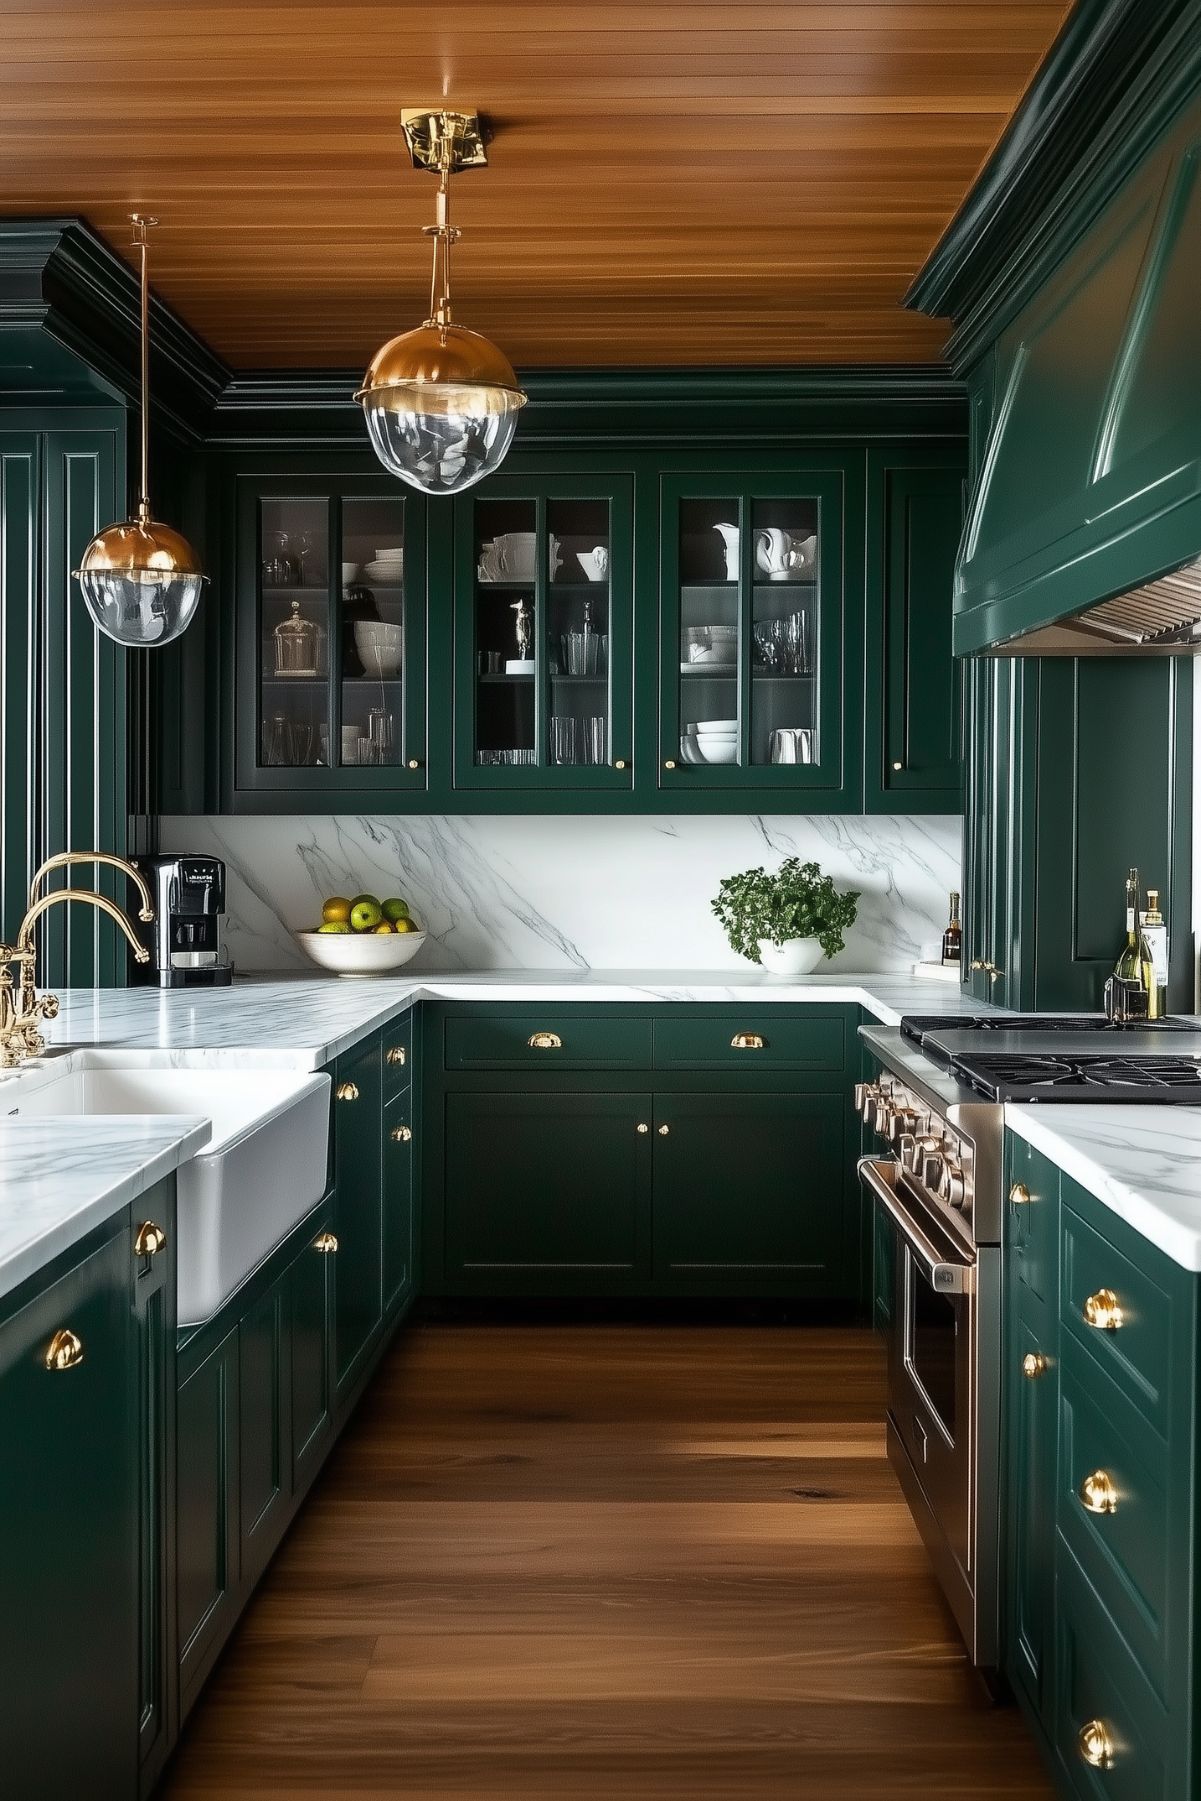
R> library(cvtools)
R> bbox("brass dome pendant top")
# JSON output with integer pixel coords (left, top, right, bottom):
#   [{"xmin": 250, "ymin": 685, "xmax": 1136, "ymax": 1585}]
[
  {"xmin": 73, "ymin": 216, "xmax": 207, "ymax": 647},
  {"xmin": 355, "ymin": 110, "xmax": 527, "ymax": 495}
]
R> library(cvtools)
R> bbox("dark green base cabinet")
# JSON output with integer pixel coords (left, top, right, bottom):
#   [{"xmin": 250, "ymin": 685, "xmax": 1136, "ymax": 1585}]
[
  {"xmin": 0, "ymin": 1180, "xmax": 176, "ymax": 1801},
  {"xmin": 423, "ymin": 1003, "xmax": 858, "ymax": 1299},
  {"xmin": 1002, "ymin": 1134, "xmax": 1200, "ymax": 1798}
]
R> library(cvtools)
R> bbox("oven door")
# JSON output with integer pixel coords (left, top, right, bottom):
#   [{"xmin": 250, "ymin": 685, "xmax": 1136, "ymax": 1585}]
[{"xmin": 858, "ymin": 1156, "xmax": 984, "ymax": 1655}]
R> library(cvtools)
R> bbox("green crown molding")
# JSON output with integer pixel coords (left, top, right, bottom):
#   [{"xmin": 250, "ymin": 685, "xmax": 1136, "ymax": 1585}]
[{"xmin": 907, "ymin": 0, "xmax": 1201, "ymax": 372}]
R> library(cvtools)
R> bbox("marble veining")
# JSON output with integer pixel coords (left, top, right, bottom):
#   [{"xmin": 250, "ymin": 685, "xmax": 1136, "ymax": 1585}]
[
  {"xmin": 1005, "ymin": 1105, "xmax": 1201, "ymax": 1271},
  {"xmin": 0, "ymin": 1115, "xmax": 211, "ymax": 1303},
  {"xmin": 160, "ymin": 812, "xmax": 962, "ymax": 975}
]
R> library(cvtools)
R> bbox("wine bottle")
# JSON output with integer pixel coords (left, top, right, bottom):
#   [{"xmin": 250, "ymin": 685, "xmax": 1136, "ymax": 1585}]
[
  {"xmin": 1113, "ymin": 867, "xmax": 1156, "ymax": 1018},
  {"xmin": 1142, "ymin": 886, "xmax": 1169, "ymax": 1019},
  {"xmin": 941, "ymin": 891, "xmax": 962, "ymax": 966}
]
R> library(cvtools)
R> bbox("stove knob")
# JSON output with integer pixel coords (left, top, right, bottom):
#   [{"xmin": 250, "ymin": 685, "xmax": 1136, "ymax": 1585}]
[
  {"xmin": 889, "ymin": 1107, "xmax": 919, "ymax": 1142},
  {"xmin": 895, "ymin": 1132, "xmax": 917, "ymax": 1167},
  {"xmin": 859, "ymin": 1083, "xmax": 881, "ymax": 1123},
  {"xmin": 873, "ymin": 1099, "xmax": 895, "ymax": 1135},
  {"xmin": 940, "ymin": 1160, "xmax": 967, "ymax": 1209},
  {"xmin": 920, "ymin": 1142, "xmax": 947, "ymax": 1189},
  {"xmin": 853, "ymin": 1083, "xmax": 869, "ymax": 1112}
]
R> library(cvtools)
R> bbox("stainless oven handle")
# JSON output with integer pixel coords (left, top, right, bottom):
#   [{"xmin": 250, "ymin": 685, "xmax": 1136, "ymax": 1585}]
[{"xmin": 857, "ymin": 1157, "xmax": 974, "ymax": 1295}]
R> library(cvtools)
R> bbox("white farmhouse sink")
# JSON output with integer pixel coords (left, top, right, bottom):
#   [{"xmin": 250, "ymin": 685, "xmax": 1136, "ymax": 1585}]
[{"xmin": 4, "ymin": 1057, "xmax": 331, "ymax": 1324}]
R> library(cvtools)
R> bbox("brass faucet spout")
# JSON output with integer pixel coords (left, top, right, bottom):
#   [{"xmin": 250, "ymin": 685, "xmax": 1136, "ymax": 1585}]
[
  {"xmin": 17, "ymin": 889, "xmax": 151, "ymax": 963},
  {"xmin": 27, "ymin": 851, "xmax": 155, "ymax": 923}
]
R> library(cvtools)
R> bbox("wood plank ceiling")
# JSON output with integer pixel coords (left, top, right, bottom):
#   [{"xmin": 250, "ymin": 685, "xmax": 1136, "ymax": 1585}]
[{"xmin": 0, "ymin": 1, "xmax": 1069, "ymax": 369}]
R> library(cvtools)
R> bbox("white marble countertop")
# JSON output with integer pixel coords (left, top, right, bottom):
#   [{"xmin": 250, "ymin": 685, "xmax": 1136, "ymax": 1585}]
[
  {"xmin": 36, "ymin": 969, "xmax": 983, "ymax": 1070},
  {"xmin": 1005, "ymin": 1105, "xmax": 1201, "ymax": 1272},
  {"xmin": 0, "ymin": 1115, "xmax": 211, "ymax": 1304}
]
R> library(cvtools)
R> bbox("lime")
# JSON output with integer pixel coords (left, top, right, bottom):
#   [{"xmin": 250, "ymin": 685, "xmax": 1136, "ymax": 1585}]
[
  {"xmin": 350, "ymin": 898, "xmax": 383, "ymax": 933},
  {"xmin": 381, "ymin": 896, "xmax": 410, "ymax": 923},
  {"xmin": 316, "ymin": 921, "xmax": 351, "ymax": 935},
  {"xmin": 322, "ymin": 896, "xmax": 351, "ymax": 924}
]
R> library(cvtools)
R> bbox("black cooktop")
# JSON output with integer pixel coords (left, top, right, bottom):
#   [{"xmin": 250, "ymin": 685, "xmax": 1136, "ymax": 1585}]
[
  {"xmin": 899, "ymin": 1012, "xmax": 1191, "ymax": 1045},
  {"xmin": 951, "ymin": 1050, "xmax": 1201, "ymax": 1103}
]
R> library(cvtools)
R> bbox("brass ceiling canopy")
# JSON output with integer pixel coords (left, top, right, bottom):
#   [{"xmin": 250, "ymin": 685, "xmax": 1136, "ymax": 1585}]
[{"xmin": 355, "ymin": 108, "xmax": 527, "ymax": 496}]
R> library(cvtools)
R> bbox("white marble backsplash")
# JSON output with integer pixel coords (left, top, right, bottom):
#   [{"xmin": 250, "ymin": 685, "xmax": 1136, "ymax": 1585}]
[{"xmin": 160, "ymin": 814, "xmax": 962, "ymax": 974}]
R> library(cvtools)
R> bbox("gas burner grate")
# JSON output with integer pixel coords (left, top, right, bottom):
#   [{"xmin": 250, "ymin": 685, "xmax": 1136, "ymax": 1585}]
[{"xmin": 951, "ymin": 1051, "xmax": 1201, "ymax": 1102}]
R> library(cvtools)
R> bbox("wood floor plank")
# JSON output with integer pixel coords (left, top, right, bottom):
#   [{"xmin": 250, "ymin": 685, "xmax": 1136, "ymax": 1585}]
[{"xmin": 162, "ymin": 1324, "xmax": 1054, "ymax": 1799}]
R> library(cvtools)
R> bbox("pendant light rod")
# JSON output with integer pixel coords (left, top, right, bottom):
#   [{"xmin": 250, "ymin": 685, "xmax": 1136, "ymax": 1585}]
[
  {"xmin": 129, "ymin": 212, "xmax": 158, "ymax": 524},
  {"xmin": 421, "ymin": 120, "xmax": 462, "ymax": 331}
]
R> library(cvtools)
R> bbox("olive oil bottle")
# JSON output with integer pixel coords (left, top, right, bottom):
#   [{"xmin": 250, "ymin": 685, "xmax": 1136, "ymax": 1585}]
[{"xmin": 1113, "ymin": 867, "xmax": 1157, "ymax": 1019}]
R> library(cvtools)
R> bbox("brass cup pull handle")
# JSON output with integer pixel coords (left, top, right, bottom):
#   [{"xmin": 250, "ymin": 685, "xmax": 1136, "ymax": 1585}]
[
  {"xmin": 314, "ymin": 1231, "xmax": 339, "ymax": 1254},
  {"xmin": 1077, "ymin": 1720, "xmax": 1116, "ymax": 1770},
  {"xmin": 1083, "ymin": 1287, "xmax": 1124, "ymax": 1331},
  {"xmin": 386, "ymin": 1045, "xmax": 407, "ymax": 1067},
  {"xmin": 1009, "ymin": 1183, "xmax": 1032, "ymax": 1206},
  {"xmin": 134, "ymin": 1220, "xmax": 167, "ymax": 1258},
  {"xmin": 1021, "ymin": 1352, "xmax": 1049, "ymax": 1380},
  {"xmin": 44, "ymin": 1328, "xmax": 84, "ymax": 1372},
  {"xmin": 391, "ymin": 1125, "xmax": 413, "ymax": 1143},
  {"xmin": 1079, "ymin": 1470, "xmax": 1118, "ymax": 1515},
  {"xmin": 731, "ymin": 1032, "xmax": 765, "ymax": 1050},
  {"xmin": 336, "ymin": 1081, "xmax": 360, "ymax": 1101},
  {"xmin": 527, "ymin": 1031, "xmax": 562, "ymax": 1050},
  {"xmin": 658, "ymin": 1123, "xmax": 670, "ymax": 1136}
]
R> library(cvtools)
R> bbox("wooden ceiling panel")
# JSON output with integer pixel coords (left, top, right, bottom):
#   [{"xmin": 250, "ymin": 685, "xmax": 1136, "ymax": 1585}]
[{"xmin": 0, "ymin": 1, "xmax": 1069, "ymax": 367}]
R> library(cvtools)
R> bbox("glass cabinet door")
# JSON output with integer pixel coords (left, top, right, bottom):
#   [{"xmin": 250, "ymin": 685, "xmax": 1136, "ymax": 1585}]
[
  {"xmin": 453, "ymin": 475, "xmax": 633, "ymax": 790},
  {"xmin": 238, "ymin": 475, "xmax": 426, "ymax": 795},
  {"xmin": 661, "ymin": 470, "xmax": 847, "ymax": 798}
]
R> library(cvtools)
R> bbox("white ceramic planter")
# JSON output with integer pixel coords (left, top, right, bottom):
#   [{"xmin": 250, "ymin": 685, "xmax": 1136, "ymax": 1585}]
[{"xmin": 756, "ymin": 936, "xmax": 824, "ymax": 977}]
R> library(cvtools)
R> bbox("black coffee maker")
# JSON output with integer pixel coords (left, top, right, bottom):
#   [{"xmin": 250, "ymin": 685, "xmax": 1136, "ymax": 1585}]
[{"xmin": 134, "ymin": 853, "xmax": 234, "ymax": 987}]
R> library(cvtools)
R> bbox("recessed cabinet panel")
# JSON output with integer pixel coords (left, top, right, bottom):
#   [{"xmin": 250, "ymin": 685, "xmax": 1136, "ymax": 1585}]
[
  {"xmin": 176, "ymin": 1326, "xmax": 239, "ymax": 1712},
  {"xmin": 238, "ymin": 1280, "xmax": 288, "ymax": 1586},
  {"xmin": 290, "ymin": 1215, "xmax": 334, "ymax": 1490},
  {"xmin": 332, "ymin": 1034, "xmax": 384, "ymax": 1396}
]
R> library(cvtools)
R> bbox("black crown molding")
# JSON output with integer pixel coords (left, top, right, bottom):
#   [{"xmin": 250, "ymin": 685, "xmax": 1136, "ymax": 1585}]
[{"xmin": 907, "ymin": 0, "xmax": 1201, "ymax": 372}]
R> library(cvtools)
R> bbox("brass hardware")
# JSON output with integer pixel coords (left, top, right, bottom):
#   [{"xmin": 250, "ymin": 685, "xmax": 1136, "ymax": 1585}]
[
  {"xmin": 527, "ymin": 1031, "xmax": 562, "ymax": 1050},
  {"xmin": 408, "ymin": 758, "xmax": 421, "ymax": 770},
  {"xmin": 970, "ymin": 958, "xmax": 985, "ymax": 970},
  {"xmin": 613, "ymin": 758, "xmax": 627, "ymax": 770},
  {"xmin": 658, "ymin": 1123, "xmax": 670, "ymax": 1136},
  {"xmin": 1009, "ymin": 1183, "xmax": 1032, "ymax": 1206},
  {"xmin": 29, "ymin": 852, "xmax": 155, "ymax": 924},
  {"xmin": 391, "ymin": 1125, "xmax": 413, "ymax": 1143},
  {"xmin": 134, "ymin": 1221, "xmax": 167, "ymax": 1259},
  {"xmin": 1022, "ymin": 1352, "xmax": 1049, "ymax": 1380},
  {"xmin": 989, "ymin": 966, "xmax": 1003, "ymax": 982},
  {"xmin": 1079, "ymin": 1470, "xmax": 1119, "ymax": 1515},
  {"xmin": 44, "ymin": 1329, "xmax": 84, "ymax": 1372},
  {"xmin": 336, "ymin": 1081, "xmax": 360, "ymax": 1101},
  {"xmin": 386, "ymin": 1045, "xmax": 407, "ymax": 1066},
  {"xmin": 731, "ymin": 1032, "xmax": 765, "ymax": 1050},
  {"xmin": 636, "ymin": 1122, "xmax": 649, "ymax": 1134},
  {"xmin": 1077, "ymin": 1720, "xmax": 1115, "ymax": 1770},
  {"xmin": 892, "ymin": 760, "xmax": 903, "ymax": 771},
  {"xmin": 663, "ymin": 759, "xmax": 676, "ymax": 770},
  {"xmin": 1083, "ymin": 1287, "xmax": 1124, "ymax": 1331},
  {"xmin": 314, "ymin": 1232, "xmax": 339, "ymax": 1254},
  {"xmin": 401, "ymin": 107, "xmax": 489, "ymax": 172}
]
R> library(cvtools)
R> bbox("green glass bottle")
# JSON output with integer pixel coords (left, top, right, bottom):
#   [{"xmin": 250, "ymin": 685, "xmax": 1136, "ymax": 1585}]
[{"xmin": 1114, "ymin": 866, "xmax": 1158, "ymax": 1018}]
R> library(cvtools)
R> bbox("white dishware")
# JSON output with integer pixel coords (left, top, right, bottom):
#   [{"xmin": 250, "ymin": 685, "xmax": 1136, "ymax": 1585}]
[
  {"xmin": 769, "ymin": 727, "xmax": 815, "ymax": 764},
  {"xmin": 696, "ymin": 718, "xmax": 737, "ymax": 733},
  {"xmin": 505, "ymin": 658, "xmax": 536, "ymax": 674},
  {"xmin": 353, "ymin": 620, "xmax": 404, "ymax": 677},
  {"xmin": 341, "ymin": 560, "xmax": 360, "ymax": 585},
  {"xmin": 754, "ymin": 528, "xmax": 817, "ymax": 582},
  {"xmin": 478, "ymin": 531, "xmax": 564, "ymax": 582},
  {"xmin": 295, "ymin": 928, "xmax": 427, "ymax": 976},
  {"xmin": 682, "ymin": 625, "xmax": 737, "ymax": 667},
  {"xmin": 576, "ymin": 547, "xmax": 609, "ymax": 582},
  {"xmin": 713, "ymin": 522, "xmax": 740, "ymax": 580},
  {"xmin": 757, "ymin": 936, "xmax": 824, "ymax": 977},
  {"xmin": 697, "ymin": 739, "xmax": 738, "ymax": 765}
]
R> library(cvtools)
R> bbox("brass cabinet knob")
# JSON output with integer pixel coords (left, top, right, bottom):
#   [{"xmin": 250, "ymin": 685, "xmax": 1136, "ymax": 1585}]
[
  {"xmin": 134, "ymin": 1220, "xmax": 167, "ymax": 1258},
  {"xmin": 391, "ymin": 1125, "xmax": 413, "ymax": 1144},
  {"xmin": 44, "ymin": 1328, "xmax": 84, "ymax": 1372},
  {"xmin": 657, "ymin": 1123, "xmax": 670, "ymax": 1136},
  {"xmin": 1083, "ymin": 1287, "xmax": 1124, "ymax": 1331},
  {"xmin": 1077, "ymin": 1720, "xmax": 1116, "ymax": 1770},
  {"xmin": 336, "ymin": 1081, "xmax": 360, "ymax": 1101},
  {"xmin": 527, "ymin": 1031, "xmax": 562, "ymax": 1050},
  {"xmin": 1009, "ymin": 1183, "xmax": 1032, "ymax": 1206},
  {"xmin": 663, "ymin": 759, "xmax": 676, "ymax": 771},
  {"xmin": 408, "ymin": 758, "xmax": 422, "ymax": 770},
  {"xmin": 314, "ymin": 1231, "xmax": 339, "ymax": 1254},
  {"xmin": 613, "ymin": 758, "xmax": 627, "ymax": 770},
  {"xmin": 892, "ymin": 760, "xmax": 903, "ymax": 771},
  {"xmin": 731, "ymin": 1031, "xmax": 766, "ymax": 1050},
  {"xmin": 386, "ymin": 1045, "xmax": 407, "ymax": 1066},
  {"xmin": 636, "ymin": 1122, "xmax": 649, "ymax": 1134},
  {"xmin": 1021, "ymin": 1352, "xmax": 1049, "ymax": 1380},
  {"xmin": 1079, "ymin": 1470, "xmax": 1119, "ymax": 1515}
]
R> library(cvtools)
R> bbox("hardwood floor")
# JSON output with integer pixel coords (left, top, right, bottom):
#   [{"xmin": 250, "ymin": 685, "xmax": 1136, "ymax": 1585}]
[{"xmin": 162, "ymin": 1324, "xmax": 1054, "ymax": 1799}]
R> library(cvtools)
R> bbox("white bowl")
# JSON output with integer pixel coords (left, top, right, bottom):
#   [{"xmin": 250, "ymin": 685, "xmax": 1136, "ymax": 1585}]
[
  {"xmin": 341, "ymin": 561, "xmax": 360, "ymax": 585},
  {"xmin": 295, "ymin": 929, "xmax": 426, "ymax": 976},
  {"xmin": 696, "ymin": 718, "xmax": 737, "ymax": 733},
  {"xmin": 354, "ymin": 621, "xmax": 404, "ymax": 676},
  {"xmin": 373, "ymin": 546, "xmax": 405, "ymax": 561},
  {"xmin": 697, "ymin": 740, "xmax": 738, "ymax": 764}
]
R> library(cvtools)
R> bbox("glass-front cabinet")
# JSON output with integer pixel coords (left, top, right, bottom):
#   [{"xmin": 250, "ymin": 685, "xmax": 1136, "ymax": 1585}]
[
  {"xmin": 659, "ymin": 468, "xmax": 852, "ymax": 802},
  {"xmin": 452, "ymin": 474, "xmax": 633, "ymax": 791},
  {"xmin": 235, "ymin": 474, "xmax": 426, "ymax": 795}
]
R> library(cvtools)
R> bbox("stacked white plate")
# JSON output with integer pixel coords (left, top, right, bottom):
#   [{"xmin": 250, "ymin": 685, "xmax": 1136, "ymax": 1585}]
[
  {"xmin": 682, "ymin": 718, "xmax": 738, "ymax": 765},
  {"xmin": 363, "ymin": 546, "xmax": 405, "ymax": 585}
]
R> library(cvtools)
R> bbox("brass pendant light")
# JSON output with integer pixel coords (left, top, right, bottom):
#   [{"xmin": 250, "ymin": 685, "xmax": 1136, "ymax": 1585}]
[
  {"xmin": 355, "ymin": 110, "xmax": 527, "ymax": 496},
  {"xmin": 74, "ymin": 215, "xmax": 207, "ymax": 647}
]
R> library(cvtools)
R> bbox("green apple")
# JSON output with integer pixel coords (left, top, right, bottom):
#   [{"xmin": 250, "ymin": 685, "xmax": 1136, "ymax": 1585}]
[{"xmin": 350, "ymin": 898, "xmax": 383, "ymax": 932}]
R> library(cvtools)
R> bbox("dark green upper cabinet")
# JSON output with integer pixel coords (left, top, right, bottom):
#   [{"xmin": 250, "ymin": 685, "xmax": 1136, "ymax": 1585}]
[
  {"xmin": 864, "ymin": 448, "xmax": 964, "ymax": 811},
  {"xmin": 229, "ymin": 465, "xmax": 428, "ymax": 805},
  {"xmin": 658, "ymin": 460, "xmax": 859, "ymax": 808},
  {"xmin": 450, "ymin": 471, "xmax": 635, "ymax": 794}
]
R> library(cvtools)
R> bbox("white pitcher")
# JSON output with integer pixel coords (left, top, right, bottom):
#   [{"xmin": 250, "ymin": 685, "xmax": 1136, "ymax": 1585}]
[
  {"xmin": 713, "ymin": 523, "xmax": 739, "ymax": 580},
  {"xmin": 577, "ymin": 546, "xmax": 609, "ymax": 582}
]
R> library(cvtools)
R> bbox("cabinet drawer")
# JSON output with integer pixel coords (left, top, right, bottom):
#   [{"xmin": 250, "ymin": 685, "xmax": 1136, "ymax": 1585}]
[
  {"xmin": 1060, "ymin": 1196, "xmax": 1176, "ymax": 1434},
  {"xmin": 652, "ymin": 1010, "xmax": 846, "ymax": 1073},
  {"xmin": 1058, "ymin": 1352, "xmax": 1173, "ymax": 1694},
  {"xmin": 444, "ymin": 1012, "xmax": 651, "ymax": 1071},
  {"xmin": 381, "ymin": 1018, "xmax": 412, "ymax": 1100},
  {"xmin": 1053, "ymin": 1542, "xmax": 1169, "ymax": 1800}
]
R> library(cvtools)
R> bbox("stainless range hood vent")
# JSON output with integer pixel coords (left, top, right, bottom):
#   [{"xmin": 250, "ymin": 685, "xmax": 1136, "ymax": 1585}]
[{"xmin": 992, "ymin": 554, "xmax": 1201, "ymax": 655}]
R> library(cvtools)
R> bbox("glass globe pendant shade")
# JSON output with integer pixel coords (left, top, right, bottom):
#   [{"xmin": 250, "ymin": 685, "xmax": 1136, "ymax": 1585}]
[
  {"xmin": 356, "ymin": 322, "xmax": 526, "ymax": 495},
  {"xmin": 74, "ymin": 511, "xmax": 207, "ymax": 647}
]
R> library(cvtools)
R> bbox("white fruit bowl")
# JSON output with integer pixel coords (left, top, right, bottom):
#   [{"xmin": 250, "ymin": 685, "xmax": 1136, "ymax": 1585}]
[{"xmin": 295, "ymin": 929, "xmax": 426, "ymax": 976}]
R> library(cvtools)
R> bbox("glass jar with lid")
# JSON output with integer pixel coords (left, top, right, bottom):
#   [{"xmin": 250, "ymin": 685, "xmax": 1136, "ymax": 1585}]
[{"xmin": 273, "ymin": 598, "xmax": 320, "ymax": 676}]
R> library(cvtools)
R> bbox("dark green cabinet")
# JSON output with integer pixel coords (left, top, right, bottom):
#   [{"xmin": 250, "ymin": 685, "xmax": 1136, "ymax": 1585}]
[
  {"xmin": 0, "ymin": 1219, "xmax": 139, "ymax": 1801},
  {"xmin": 383, "ymin": 1088, "xmax": 415, "ymax": 1316},
  {"xmin": 289, "ymin": 1209, "xmax": 334, "ymax": 1489},
  {"xmin": 134, "ymin": 1190, "xmax": 177, "ymax": 1795},
  {"xmin": 238, "ymin": 1278, "xmax": 289, "ymax": 1586},
  {"xmin": 176, "ymin": 1323, "xmax": 239, "ymax": 1715},
  {"xmin": 332, "ymin": 1032, "xmax": 384, "ymax": 1399}
]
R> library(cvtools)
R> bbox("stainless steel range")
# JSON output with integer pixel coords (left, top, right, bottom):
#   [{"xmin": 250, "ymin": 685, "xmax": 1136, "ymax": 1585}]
[{"xmin": 857, "ymin": 1009, "xmax": 1201, "ymax": 1674}]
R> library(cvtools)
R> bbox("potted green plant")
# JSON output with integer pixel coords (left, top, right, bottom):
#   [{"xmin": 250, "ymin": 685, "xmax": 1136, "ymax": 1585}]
[{"xmin": 711, "ymin": 857, "xmax": 860, "ymax": 976}]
